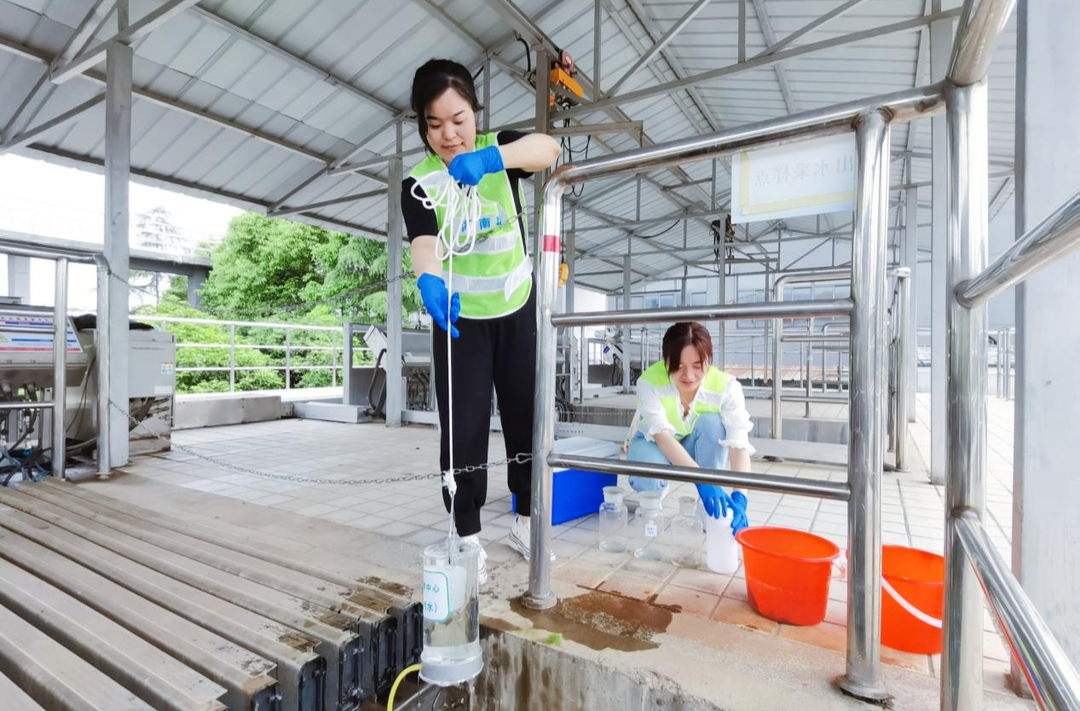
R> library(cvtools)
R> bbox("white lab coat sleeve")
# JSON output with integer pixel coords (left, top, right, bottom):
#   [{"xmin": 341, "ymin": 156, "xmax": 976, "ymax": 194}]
[
  {"xmin": 637, "ymin": 380, "xmax": 676, "ymax": 442},
  {"xmin": 718, "ymin": 378, "xmax": 756, "ymax": 454}
]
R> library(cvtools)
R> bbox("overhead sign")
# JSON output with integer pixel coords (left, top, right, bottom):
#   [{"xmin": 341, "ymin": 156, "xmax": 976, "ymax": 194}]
[{"xmin": 731, "ymin": 133, "xmax": 857, "ymax": 223}]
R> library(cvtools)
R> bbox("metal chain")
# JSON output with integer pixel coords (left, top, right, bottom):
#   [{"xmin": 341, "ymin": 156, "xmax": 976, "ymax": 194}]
[{"xmin": 108, "ymin": 401, "xmax": 531, "ymax": 486}]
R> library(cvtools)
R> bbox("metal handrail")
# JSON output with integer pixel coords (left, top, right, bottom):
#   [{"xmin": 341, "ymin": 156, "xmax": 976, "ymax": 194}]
[
  {"xmin": 954, "ymin": 512, "xmax": 1080, "ymax": 711},
  {"xmin": 957, "ymin": 188, "xmax": 1080, "ymax": 307},
  {"xmin": 528, "ymin": 81, "xmax": 948, "ymax": 702}
]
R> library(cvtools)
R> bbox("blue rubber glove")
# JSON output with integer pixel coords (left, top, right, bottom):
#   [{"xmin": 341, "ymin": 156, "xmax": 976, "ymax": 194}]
[
  {"xmin": 729, "ymin": 491, "xmax": 749, "ymax": 534},
  {"xmin": 448, "ymin": 145, "xmax": 504, "ymax": 186},
  {"xmin": 696, "ymin": 483, "xmax": 735, "ymax": 521},
  {"xmin": 418, "ymin": 273, "xmax": 460, "ymax": 338}
]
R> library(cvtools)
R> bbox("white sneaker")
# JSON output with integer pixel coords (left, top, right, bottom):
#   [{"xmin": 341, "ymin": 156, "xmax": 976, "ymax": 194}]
[
  {"xmin": 508, "ymin": 515, "xmax": 556, "ymax": 563},
  {"xmin": 461, "ymin": 535, "xmax": 488, "ymax": 586}
]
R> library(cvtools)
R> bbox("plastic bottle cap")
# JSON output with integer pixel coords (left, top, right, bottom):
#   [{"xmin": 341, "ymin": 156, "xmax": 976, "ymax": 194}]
[
  {"xmin": 640, "ymin": 491, "xmax": 662, "ymax": 511},
  {"xmin": 678, "ymin": 496, "xmax": 697, "ymax": 516},
  {"xmin": 603, "ymin": 486, "xmax": 625, "ymax": 505}
]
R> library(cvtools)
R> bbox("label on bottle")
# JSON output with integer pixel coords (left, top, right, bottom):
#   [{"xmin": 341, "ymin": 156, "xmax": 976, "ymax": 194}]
[
  {"xmin": 422, "ymin": 568, "xmax": 451, "ymax": 622},
  {"xmin": 645, "ymin": 522, "xmax": 658, "ymax": 538}
]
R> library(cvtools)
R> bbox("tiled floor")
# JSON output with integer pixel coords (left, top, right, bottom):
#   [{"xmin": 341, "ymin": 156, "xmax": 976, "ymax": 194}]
[{"xmin": 127, "ymin": 390, "xmax": 1017, "ymax": 688}]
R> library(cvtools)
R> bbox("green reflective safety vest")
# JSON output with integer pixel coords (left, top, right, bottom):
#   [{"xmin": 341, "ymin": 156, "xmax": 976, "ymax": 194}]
[
  {"xmin": 638, "ymin": 360, "xmax": 730, "ymax": 440},
  {"xmin": 408, "ymin": 132, "xmax": 532, "ymax": 319}
]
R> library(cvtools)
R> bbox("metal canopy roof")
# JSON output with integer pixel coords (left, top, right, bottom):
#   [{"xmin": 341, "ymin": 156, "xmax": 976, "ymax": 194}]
[{"xmin": 0, "ymin": 0, "xmax": 1015, "ymax": 294}]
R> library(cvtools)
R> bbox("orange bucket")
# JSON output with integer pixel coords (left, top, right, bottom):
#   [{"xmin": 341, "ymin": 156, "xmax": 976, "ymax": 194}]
[
  {"xmin": 736, "ymin": 527, "xmax": 843, "ymax": 626},
  {"xmin": 882, "ymin": 545, "xmax": 944, "ymax": 654}
]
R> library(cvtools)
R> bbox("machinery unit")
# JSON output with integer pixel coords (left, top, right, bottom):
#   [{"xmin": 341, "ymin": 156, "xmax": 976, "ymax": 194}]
[{"xmin": 0, "ymin": 305, "xmax": 176, "ymax": 482}]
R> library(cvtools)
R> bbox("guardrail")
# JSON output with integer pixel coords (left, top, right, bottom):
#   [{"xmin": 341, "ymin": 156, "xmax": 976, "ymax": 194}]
[
  {"xmin": 527, "ymin": 81, "xmax": 947, "ymax": 701},
  {"xmin": 135, "ymin": 315, "xmax": 370, "ymax": 393}
]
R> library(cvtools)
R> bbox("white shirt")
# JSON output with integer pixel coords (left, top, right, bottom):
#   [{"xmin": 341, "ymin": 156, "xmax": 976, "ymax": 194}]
[{"xmin": 636, "ymin": 373, "xmax": 756, "ymax": 454}]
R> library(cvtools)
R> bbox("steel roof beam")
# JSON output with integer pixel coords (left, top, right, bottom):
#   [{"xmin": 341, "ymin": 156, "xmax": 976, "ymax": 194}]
[
  {"xmin": 21, "ymin": 143, "xmax": 388, "ymax": 238},
  {"xmin": 188, "ymin": 7, "xmax": 401, "ymax": 116},
  {"xmin": 750, "ymin": 0, "xmax": 798, "ymax": 115},
  {"xmin": 556, "ymin": 7, "xmax": 962, "ymax": 120},
  {"xmin": 1, "ymin": 0, "xmax": 116, "ymax": 141},
  {"xmin": 51, "ymin": 0, "xmax": 203, "ymax": 83},
  {"xmin": 753, "ymin": 0, "xmax": 871, "ymax": 58},
  {"xmin": 605, "ymin": 0, "xmax": 713, "ymax": 97},
  {"xmin": 0, "ymin": 93, "xmax": 105, "ymax": 156}
]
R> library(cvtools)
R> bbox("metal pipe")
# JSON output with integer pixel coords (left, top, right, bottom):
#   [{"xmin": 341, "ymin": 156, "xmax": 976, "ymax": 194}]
[
  {"xmin": 0, "ymin": 238, "xmax": 99, "ymax": 263},
  {"xmin": 958, "ymin": 188, "xmax": 1080, "ymax": 307},
  {"xmin": 1003, "ymin": 327, "xmax": 1012, "ymax": 400},
  {"xmin": 0, "ymin": 402, "xmax": 53, "ymax": 411},
  {"xmin": 548, "ymin": 454, "xmax": 851, "ymax": 501},
  {"xmin": 941, "ymin": 79, "xmax": 989, "ymax": 711},
  {"xmin": 954, "ymin": 511, "xmax": 1080, "ymax": 711},
  {"xmin": 781, "ymin": 336, "xmax": 850, "ymax": 344},
  {"xmin": 96, "ymin": 261, "xmax": 110, "ymax": 478},
  {"xmin": 839, "ymin": 110, "xmax": 890, "ymax": 701},
  {"xmin": 52, "ymin": 257, "xmax": 69, "ymax": 481},
  {"xmin": 550, "ymin": 84, "xmax": 944, "ymax": 187},
  {"xmin": 553, "ymin": 299, "xmax": 853, "ymax": 328},
  {"xmin": 948, "ymin": 0, "xmax": 1018, "ymax": 87},
  {"xmin": 895, "ymin": 267, "xmax": 912, "ymax": 470}
]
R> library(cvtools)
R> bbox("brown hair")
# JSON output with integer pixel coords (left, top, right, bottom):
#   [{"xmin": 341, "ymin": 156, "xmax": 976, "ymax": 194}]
[{"xmin": 662, "ymin": 322, "xmax": 713, "ymax": 374}]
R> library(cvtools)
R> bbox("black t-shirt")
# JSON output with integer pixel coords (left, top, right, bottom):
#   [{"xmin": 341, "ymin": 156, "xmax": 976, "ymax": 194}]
[{"xmin": 401, "ymin": 130, "xmax": 532, "ymax": 250}]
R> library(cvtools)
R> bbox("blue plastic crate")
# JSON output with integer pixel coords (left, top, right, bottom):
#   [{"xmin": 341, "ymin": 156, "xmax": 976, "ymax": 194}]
[{"xmin": 510, "ymin": 437, "xmax": 621, "ymax": 526}]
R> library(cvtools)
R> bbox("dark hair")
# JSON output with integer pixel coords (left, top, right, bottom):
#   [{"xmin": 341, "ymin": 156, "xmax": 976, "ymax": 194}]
[
  {"xmin": 662, "ymin": 322, "xmax": 713, "ymax": 374},
  {"xmin": 410, "ymin": 59, "xmax": 482, "ymax": 154}
]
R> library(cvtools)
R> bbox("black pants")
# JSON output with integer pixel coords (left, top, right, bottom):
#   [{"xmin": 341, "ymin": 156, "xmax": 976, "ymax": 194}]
[{"xmin": 434, "ymin": 286, "xmax": 536, "ymax": 536}]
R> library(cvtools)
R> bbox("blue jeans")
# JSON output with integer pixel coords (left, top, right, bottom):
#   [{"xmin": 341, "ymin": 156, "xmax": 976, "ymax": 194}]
[{"xmin": 628, "ymin": 412, "xmax": 729, "ymax": 494}]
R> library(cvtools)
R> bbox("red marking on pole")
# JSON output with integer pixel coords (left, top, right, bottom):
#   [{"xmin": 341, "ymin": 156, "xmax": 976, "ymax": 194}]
[{"xmin": 542, "ymin": 234, "xmax": 561, "ymax": 253}]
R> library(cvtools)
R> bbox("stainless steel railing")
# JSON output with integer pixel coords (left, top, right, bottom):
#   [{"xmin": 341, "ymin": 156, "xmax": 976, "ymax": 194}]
[{"xmin": 528, "ymin": 81, "xmax": 948, "ymax": 701}]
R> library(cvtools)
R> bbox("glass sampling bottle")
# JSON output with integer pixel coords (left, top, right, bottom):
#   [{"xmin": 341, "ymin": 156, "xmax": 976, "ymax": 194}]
[
  {"xmin": 598, "ymin": 486, "xmax": 628, "ymax": 553},
  {"xmin": 669, "ymin": 495, "xmax": 704, "ymax": 568},
  {"xmin": 633, "ymin": 490, "xmax": 665, "ymax": 561}
]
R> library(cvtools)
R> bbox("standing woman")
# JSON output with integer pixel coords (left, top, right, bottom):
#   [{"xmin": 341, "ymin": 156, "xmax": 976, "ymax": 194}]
[{"xmin": 402, "ymin": 59, "xmax": 560, "ymax": 583}]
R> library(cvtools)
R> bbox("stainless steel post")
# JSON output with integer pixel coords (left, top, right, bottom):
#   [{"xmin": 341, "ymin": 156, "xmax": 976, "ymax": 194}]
[
  {"xmin": 805, "ymin": 322, "xmax": 813, "ymax": 417},
  {"xmin": 284, "ymin": 327, "xmax": 292, "ymax": 390},
  {"xmin": 343, "ymin": 323, "xmax": 353, "ymax": 406},
  {"xmin": 622, "ymin": 255, "xmax": 632, "ymax": 392},
  {"xmin": 1003, "ymin": 328, "xmax": 1012, "ymax": 400},
  {"xmin": 228, "ymin": 325, "xmax": 236, "ymax": 392},
  {"xmin": 895, "ymin": 268, "xmax": 912, "ymax": 470},
  {"xmin": 839, "ymin": 110, "xmax": 890, "ymax": 701},
  {"xmin": 95, "ymin": 261, "xmax": 110, "ymax": 478},
  {"xmin": 941, "ymin": 78, "xmax": 989, "ymax": 711},
  {"xmin": 772, "ymin": 296, "xmax": 783, "ymax": 438},
  {"xmin": 52, "ymin": 257, "xmax": 69, "ymax": 481},
  {"xmin": 524, "ymin": 179, "xmax": 564, "ymax": 611}
]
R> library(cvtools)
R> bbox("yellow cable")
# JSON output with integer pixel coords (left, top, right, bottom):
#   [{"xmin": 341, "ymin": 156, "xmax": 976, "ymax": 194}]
[{"xmin": 386, "ymin": 663, "xmax": 422, "ymax": 711}]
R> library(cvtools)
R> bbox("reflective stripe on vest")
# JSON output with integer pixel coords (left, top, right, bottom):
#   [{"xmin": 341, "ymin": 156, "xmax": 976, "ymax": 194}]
[
  {"xmin": 408, "ymin": 132, "xmax": 530, "ymax": 319},
  {"xmin": 638, "ymin": 361, "xmax": 730, "ymax": 439}
]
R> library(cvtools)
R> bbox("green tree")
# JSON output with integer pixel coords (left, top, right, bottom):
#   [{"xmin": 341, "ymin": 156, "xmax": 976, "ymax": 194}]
[{"xmin": 200, "ymin": 212, "xmax": 419, "ymax": 321}]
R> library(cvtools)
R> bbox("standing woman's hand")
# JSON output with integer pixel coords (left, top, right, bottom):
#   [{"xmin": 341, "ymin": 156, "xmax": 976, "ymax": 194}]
[{"xmin": 448, "ymin": 146, "xmax": 504, "ymax": 186}]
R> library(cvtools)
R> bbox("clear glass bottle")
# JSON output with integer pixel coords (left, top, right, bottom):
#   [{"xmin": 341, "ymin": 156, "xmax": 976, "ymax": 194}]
[
  {"xmin": 669, "ymin": 496, "xmax": 704, "ymax": 568},
  {"xmin": 633, "ymin": 490, "xmax": 665, "ymax": 561},
  {"xmin": 598, "ymin": 486, "xmax": 628, "ymax": 553}
]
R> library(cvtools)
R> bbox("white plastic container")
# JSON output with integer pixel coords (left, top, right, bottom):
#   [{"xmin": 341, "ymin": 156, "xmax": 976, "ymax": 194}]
[
  {"xmin": 703, "ymin": 509, "xmax": 740, "ymax": 574},
  {"xmin": 420, "ymin": 538, "xmax": 483, "ymax": 686}
]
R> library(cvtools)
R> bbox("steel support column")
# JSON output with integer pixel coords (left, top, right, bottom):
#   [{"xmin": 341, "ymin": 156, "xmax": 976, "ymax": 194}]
[
  {"xmin": 904, "ymin": 185, "xmax": 919, "ymax": 421},
  {"xmin": 941, "ymin": 78, "xmax": 989, "ymax": 711},
  {"xmin": 385, "ymin": 124, "xmax": 404, "ymax": 428},
  {"xmin": 622, "ymin": 255, "xmax": 632, "ymax": 393},
  {"xmin": 103, "ymin": 40, "xmax": 131, "ymax": 468},
  {"xmin": 839, "ymin": 111, "xmax": 890, "ymax": 701},
  {"xmin": 929, "ymin": 9, "xmax": 953, "ymax": 485}
]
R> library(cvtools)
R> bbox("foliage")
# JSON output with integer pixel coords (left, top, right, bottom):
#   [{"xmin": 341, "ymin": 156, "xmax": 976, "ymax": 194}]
[{"xmin": 136, "ymin": 212, "xmax": 410, "ymax": 394}]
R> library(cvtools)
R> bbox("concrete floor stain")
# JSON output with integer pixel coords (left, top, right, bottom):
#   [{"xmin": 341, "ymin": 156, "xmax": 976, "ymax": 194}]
[{"xmin": 506, "ymin": 590, "xmax": 672, "ymax": 652}]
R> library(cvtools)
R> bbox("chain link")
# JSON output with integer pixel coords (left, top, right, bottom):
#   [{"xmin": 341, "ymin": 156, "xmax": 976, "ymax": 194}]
[{"xmin": 108, "ymin": 401, "xmax": 531, "ymax": 486}]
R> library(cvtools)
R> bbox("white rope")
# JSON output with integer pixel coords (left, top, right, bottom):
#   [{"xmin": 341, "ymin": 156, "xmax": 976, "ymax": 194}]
[
  {"xmin": 882, "ymin": 577, "xmax": 943, "ymax": 629},
  {"xmin": 410, "ymin": 172, "xmax": 491, "ymax": 261}
]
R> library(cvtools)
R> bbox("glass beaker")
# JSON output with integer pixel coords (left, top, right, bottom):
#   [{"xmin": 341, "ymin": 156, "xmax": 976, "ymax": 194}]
[
  {"xmin": 419, "ymin": 538, "xmax": 483, "ymax": 686},
  {"xmin": 598, "ymin": 486, "xmax": 628, "ymax": 553},
  {"xmin": 633, "ymin": 490, "xmax": 665, "ymax": 561},
  {"xmin": 670, "ymin": 496, "xmax": 704, "ymax": 568}
]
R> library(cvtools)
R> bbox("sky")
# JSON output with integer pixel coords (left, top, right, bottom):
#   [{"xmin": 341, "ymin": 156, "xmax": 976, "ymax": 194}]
[{"xmin": 0, "ymin": 153, "xmax": 243, "ymax": 310}]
